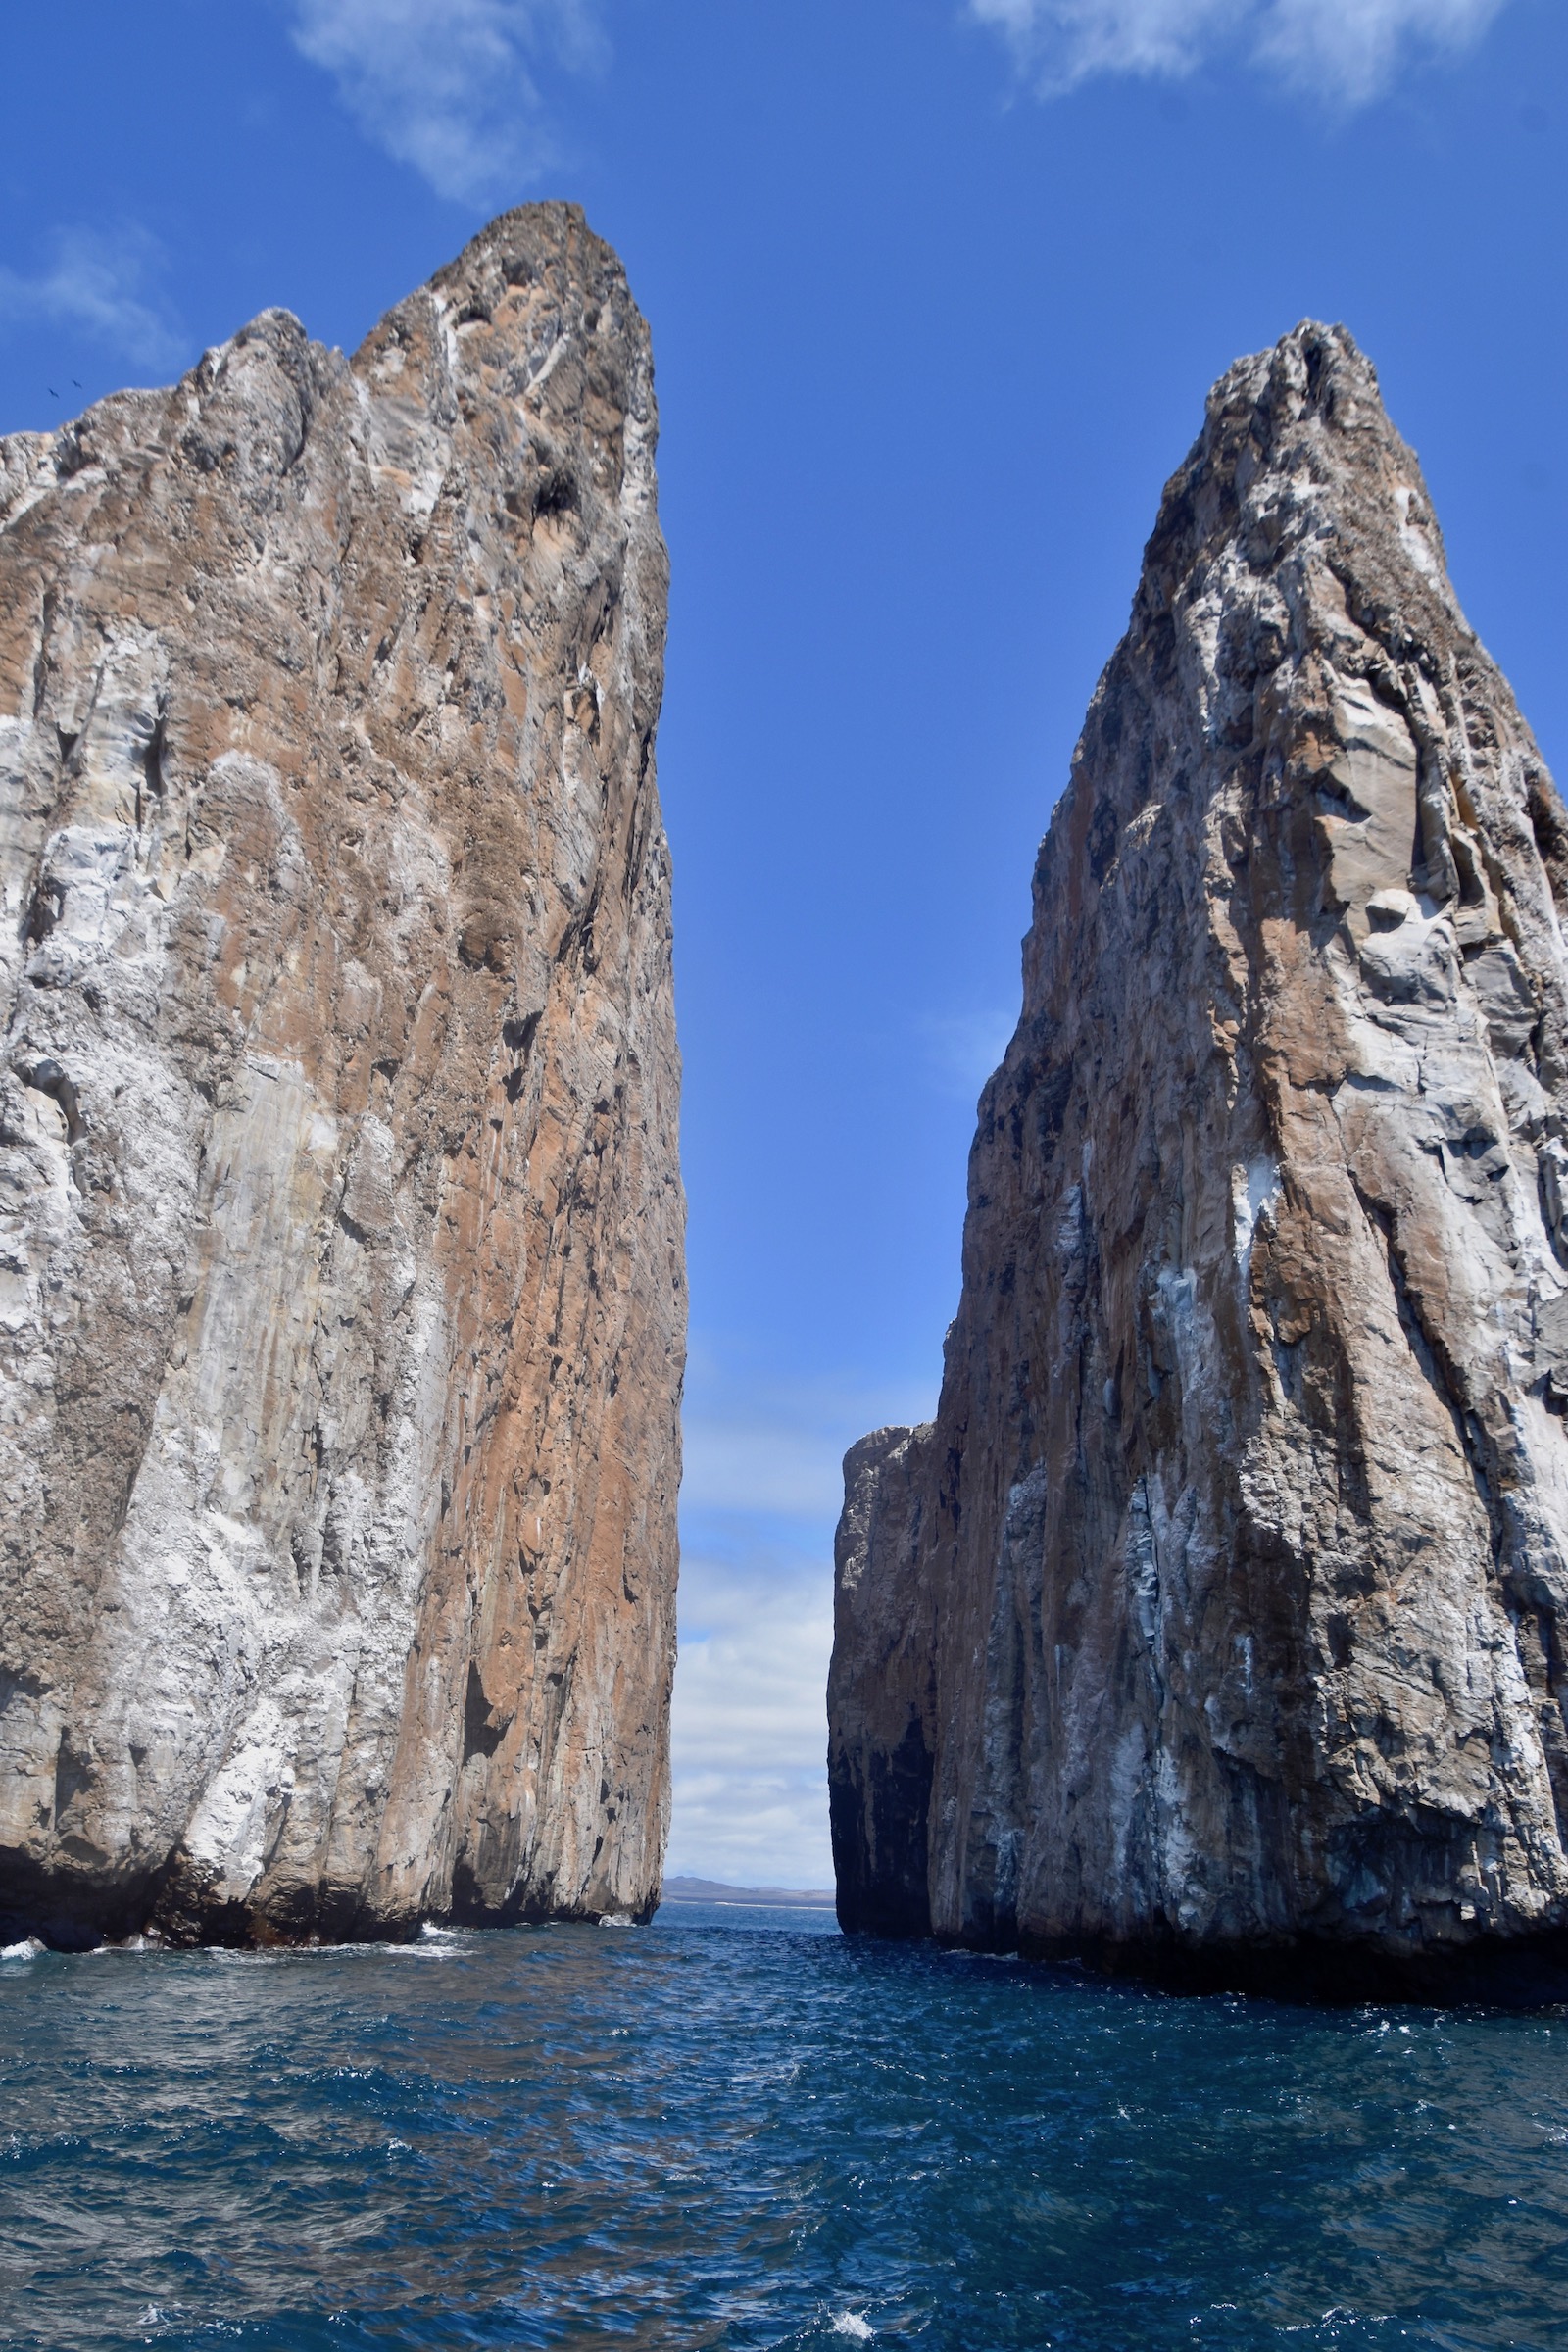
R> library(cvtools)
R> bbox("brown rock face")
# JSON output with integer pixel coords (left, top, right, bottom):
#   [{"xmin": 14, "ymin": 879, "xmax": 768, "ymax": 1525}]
[
  {"xmin": 0, "ymin": 204, "xmax": 684, "ymax": 1947},
  {"xmin": 829, "ymin": 323, "xmax": 1568, "ymax": 1995}
]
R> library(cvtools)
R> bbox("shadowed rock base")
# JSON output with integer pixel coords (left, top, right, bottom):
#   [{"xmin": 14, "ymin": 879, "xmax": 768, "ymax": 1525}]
[
  {"xmin": 0, "ymin": 1849, "xmax": 662, "ymax": 1951},
  {"xmin": 860, "ymin": 1917, "xmax": 1568, "ymax": 2010}
]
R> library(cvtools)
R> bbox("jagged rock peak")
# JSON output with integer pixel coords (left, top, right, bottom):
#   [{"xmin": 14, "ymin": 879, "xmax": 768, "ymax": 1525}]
[
  {"xmin": 828, "ymin": 318, "xmax": 1568, "ymax": 1999},
  {"xmin": 0, "ymin": 202, "xmax": 685, "ymax": 1948}
]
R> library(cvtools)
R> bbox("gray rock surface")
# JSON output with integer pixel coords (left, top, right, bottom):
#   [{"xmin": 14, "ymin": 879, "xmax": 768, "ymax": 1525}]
[
  {"xmin": 0, "ymin": 204, "xmax": 684, "ymax": 1947},
  {"xmin": 829, "ymin": 323, "xmax": 1568, "ymax": 1993}
]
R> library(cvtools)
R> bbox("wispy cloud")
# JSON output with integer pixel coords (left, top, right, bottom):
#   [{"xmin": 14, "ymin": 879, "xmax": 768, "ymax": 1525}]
[
  {"xmin": 682, "ymin": 1363, "xmax": 933, "ymax": 1524},
  {"xmin": 1257, "ymin": 0, "xmax": 1506, "ymax": 100},
  {"xmin": 670, "ymin": 1353, "xmax": 936, "ymax": 1887},
  {"xmin": 285, "ymin": 0, "xmax": 605, "ymax": 205},
  {"xmin": 967, "ymin": 0, "xmax": 1509, "ymax": 103},
  {"xmin": 683, "ymin": 1418, "xmax": 850, "ymax": 1522},
  {"xmin": 0, "ymin": 227, "xmax": 183, "ymax": 373},
  {"xmin": 668, "ymin": 1541, "xmax": 836, "ymax": 1888}
]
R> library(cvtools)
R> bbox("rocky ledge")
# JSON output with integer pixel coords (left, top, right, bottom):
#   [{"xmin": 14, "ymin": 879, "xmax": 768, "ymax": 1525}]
[{"xmin": 829, "ymin": 322, "xmax": 1568, "ymax": 2000}]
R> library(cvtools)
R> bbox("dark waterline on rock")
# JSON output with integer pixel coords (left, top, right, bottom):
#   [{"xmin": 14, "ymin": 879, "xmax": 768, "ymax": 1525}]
[{"xmin": 2, "ymin": 1903, "xmax": 1566, "ymax": 2349}]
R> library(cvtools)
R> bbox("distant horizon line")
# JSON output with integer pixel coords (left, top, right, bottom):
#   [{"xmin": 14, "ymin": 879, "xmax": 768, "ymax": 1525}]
[{"xmin": 661, "ymin": 1873, "xmax": 836, "ymax": 1908}]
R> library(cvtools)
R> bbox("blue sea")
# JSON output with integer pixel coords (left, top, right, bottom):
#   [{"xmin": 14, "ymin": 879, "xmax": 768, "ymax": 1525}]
[{"xmin": 2, "ymin": 1900, "xmax": 1566, "ymax": 2350}]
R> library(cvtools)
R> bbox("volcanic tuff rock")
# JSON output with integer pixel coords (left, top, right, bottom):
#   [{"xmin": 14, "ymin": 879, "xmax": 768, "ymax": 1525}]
[
  {"xmin": 829, "ymin": 323, "xmax": 1568, "ymax": 1992},
  {"xmin": 0, "ymin": 205, "xmax": 684, "ymax": 1947}
]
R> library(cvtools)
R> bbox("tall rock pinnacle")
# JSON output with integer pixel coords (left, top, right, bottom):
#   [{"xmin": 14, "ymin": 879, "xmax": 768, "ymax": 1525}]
[
  {"xmin": 829, "ymin": 323, "xmax": 1568, "ymax": 1993},
  {"xmin": 0, "ymin": 205, "xmax": 685, "ymax": 1947}
]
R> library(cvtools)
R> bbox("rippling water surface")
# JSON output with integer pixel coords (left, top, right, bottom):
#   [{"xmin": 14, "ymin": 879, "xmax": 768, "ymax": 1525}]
[{"xmin": 3, "ymin": 1902, "xmax": 1567, "ymax": 2348}]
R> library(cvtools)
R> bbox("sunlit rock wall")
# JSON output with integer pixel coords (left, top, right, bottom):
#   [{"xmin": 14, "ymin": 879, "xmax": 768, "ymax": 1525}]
[
  {"xmin": 0, "ymin": 204, "xmax": 684, "ymax": 1947},
  {"xmin": 830, "ymin": 323, "xmax": 1568, "ymax": 1993}
]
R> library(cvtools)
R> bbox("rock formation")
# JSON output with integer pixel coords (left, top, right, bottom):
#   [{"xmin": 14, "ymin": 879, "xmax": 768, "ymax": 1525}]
[
  {"xmin": 0, "ymin": 204, "xmax": 684, "ymax": 1948},
  {"xmin": 829, "ymin": 322, "xmax": 1568, "ymax": 1994}
]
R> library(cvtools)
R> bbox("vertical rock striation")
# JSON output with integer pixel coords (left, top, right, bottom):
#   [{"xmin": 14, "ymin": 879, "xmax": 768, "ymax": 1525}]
[
  {"xmin": 829, "ymin": 323, "xmax": 1568, "ymax": 1993},
  {"xmin": 0, "ymin": 204, "xmax": 684, "ymax": 1947}
]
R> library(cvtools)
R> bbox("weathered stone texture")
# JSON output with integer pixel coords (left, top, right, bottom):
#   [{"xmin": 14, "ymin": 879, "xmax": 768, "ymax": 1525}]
[
  {"xmin": 829, "ymin": 323, "xmax": 1568, "ymax": 1992},
  {"xmin": 0, "ymin": 203, "xmax": 684, "ymax": 1946}
]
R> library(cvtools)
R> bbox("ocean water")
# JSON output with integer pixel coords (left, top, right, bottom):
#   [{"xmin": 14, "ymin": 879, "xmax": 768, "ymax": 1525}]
[{"xmin": 2, "ymin": 1903, "xmax": 1566, "ymax": 2351}]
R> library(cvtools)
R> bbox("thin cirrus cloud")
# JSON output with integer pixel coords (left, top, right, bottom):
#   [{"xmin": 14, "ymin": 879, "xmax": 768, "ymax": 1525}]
[
  {"xmin": 680, "ymin": 1367, "xmax": 933, "ymax": 1522},
  {"xmin": 681, "ymin": 1413, "xmax": 866, "ymax": 1522},
  {"xmin": 284, "ymin": 0, "xmax": 605, "ymax": 206},
  {"xmin": 668, "ymin": 1544, "xmax": 837, "ymax": 1886},
  {"xmin": 967, "ymin": 0, "xmax": 1511, "ymax": 103},
  {"xmin": 670, "ymin": 1362, "xmax": 935, "ymax": 1885},
  {"xmin": 0, "ymin": 228, "xmax": 184, "ymax": 373},
  {"xmin": 279, "ymin": 0, "xmax": 1513, "ymax": 209}
]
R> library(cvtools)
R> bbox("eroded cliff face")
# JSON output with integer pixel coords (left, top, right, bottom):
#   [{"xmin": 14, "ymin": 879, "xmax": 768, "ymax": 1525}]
[
  {"xmin": 0, "ymin": 204, "xmax": 684, "ymax": 1947},
  {"xmin": 829, "ymin": 323, "xmax": 1568, "ymax": 1993}
]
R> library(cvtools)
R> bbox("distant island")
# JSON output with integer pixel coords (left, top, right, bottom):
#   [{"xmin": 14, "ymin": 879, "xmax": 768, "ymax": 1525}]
[{"xmin": 660, "ymin": 1877, "xmax": 836, "ymax": 1910}]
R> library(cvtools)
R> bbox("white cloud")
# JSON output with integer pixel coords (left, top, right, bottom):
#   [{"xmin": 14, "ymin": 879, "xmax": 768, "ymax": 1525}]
[
  {"xmin": 668, "ymin": 1544, "xmax": 837, "ymax": 1889},
  {"xmin": 681, "ymin": 1369, "xmax": 933, "ymax": 1522},
  {"xmin": 285, "ymin": 0, "xmax": 605, "ymax": 205},
  {"xmin": 682, "ymin": 1418, "xmax": 856, "ymax": 1522},
  {"xmin": 1257, "ymin": 0, "xmax": 1505, "ymax": 101},
  {"xmin": 0, "ymin": 228, "xmax": 183, "ymax": 373},
  {"xmin": 971, "ymin": 0, "xmax": 1243, "ymax": 82},
  {"xmin": 669, "ymin": 1356, "xmax": 937, "ymax": 1888},
  {"xmin": 967, "ymin": 0, "xmax": 1508, "ymax": 101}
]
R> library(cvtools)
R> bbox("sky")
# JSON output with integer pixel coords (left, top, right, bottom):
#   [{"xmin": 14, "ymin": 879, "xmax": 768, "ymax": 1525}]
[{"xmin": 2, "ymin": 0, "xmax": 1561, "ymax": 1887}]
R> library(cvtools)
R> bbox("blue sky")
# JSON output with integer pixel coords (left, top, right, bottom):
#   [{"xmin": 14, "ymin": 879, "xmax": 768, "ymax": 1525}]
[{"xmin": 3, "ymin": 0, "xmax": 1562, "ymax": 1886}]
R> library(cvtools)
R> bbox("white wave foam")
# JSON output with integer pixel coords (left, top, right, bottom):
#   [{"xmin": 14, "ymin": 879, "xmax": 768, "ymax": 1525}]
[
  {"xmin": 0, "ymin": 1937, "xmax": 45, "ymax": 1961},
  {"xmin": 831, "ymin": 2315, "xmax": 874, "ymax": 2341}
]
